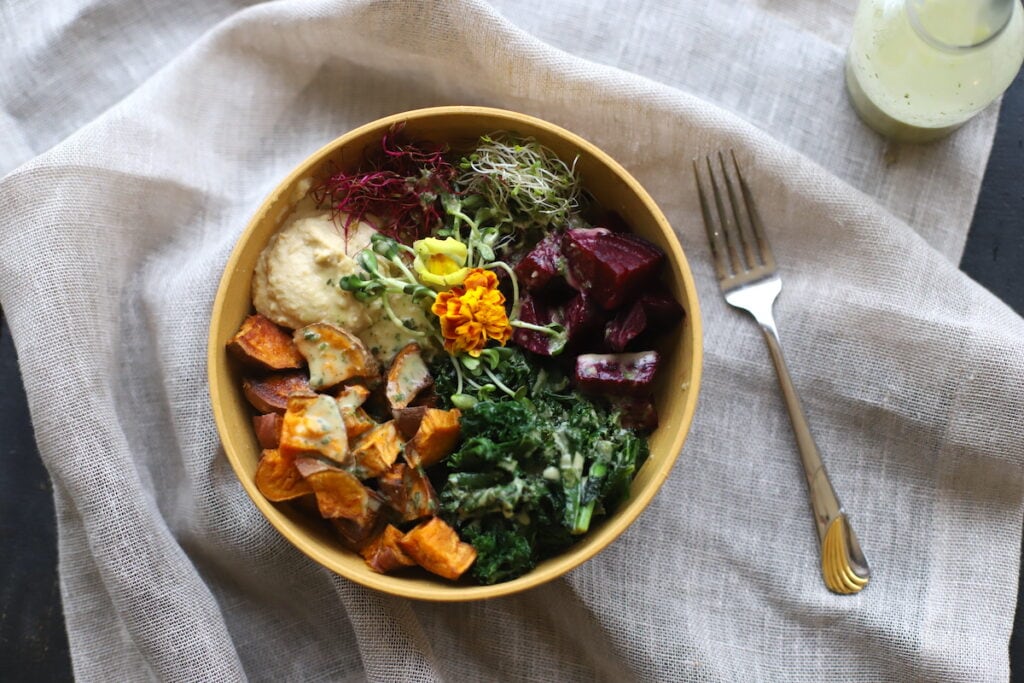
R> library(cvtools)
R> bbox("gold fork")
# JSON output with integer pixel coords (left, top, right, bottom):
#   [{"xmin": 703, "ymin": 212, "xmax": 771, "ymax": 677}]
[{"xmin": 693, "ymin": 151, "xmax": 870, "ymax": 595}]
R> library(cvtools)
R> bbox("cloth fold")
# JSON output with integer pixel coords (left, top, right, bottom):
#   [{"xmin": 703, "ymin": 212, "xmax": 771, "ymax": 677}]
[{"xmin": 1, "ymin": 0, "xmax": 1021, "ymax": 680}]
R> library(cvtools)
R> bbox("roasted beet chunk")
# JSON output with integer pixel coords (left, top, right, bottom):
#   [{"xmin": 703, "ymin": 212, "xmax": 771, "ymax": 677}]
[
  {"xmin": 605, "ymin": 287, "xmax": 685, "ymax": 351},
  {"xmin": 608, "ymin": 394, "xmax": 659, "ymax": 432},
  {"xmin": 513, "ymin": 231, "xmax": 569, "ymax": 295},
  {"xmin": 573, "ymin": 351, "xmax": 660, "ymax": 396},
  {"xmin": 605, "ymin": 303, "xmax": 646, "ymax": 353},
  {"xmin": 563, "ymin": 291, "xmax": 610, "ymax": 352},
  {"xmin": 511, "ymin": 294, "xmax": 566, "ymax": 357},
  {"xmin": 562, "ymin": 228, "xmax": 665, "ymax": 310}
]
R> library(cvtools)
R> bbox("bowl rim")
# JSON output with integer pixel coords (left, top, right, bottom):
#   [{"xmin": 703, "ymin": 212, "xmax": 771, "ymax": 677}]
[{"xmin": 208, "ymin": 105, "xmax": 703, "ymax": 601}]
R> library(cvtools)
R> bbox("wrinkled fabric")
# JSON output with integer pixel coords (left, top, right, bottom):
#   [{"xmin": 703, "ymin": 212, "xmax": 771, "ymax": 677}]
[{"xmin": 0, "ymin": 0, "xmax": 1020, "ymax": 680}]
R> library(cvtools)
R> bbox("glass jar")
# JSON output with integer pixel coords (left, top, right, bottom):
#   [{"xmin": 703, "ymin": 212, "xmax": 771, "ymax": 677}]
[{"xmin": 846, "ymin": 0, "xmax": 1024, "ymax": 142}]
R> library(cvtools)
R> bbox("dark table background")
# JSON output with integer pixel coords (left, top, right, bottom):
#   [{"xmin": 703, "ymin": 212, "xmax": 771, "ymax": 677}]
[{"xmin": 2, "ymin": 73, "xmax": 1022, "ymax": 679}]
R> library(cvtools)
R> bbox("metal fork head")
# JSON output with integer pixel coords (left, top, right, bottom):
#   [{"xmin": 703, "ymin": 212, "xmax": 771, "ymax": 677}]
[{"xmin": 693, "ymin": 151, "xmax": 777, "ymax": 291}]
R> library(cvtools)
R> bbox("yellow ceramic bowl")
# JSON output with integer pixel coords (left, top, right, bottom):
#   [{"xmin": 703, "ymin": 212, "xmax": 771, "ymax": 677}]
[{"xmin": 208, "ymin": 106, "xmax": 703, "ymax": 600}]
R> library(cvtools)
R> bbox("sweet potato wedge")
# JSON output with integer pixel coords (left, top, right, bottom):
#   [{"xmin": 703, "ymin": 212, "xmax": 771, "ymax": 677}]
[
  {"xmin": 404, "ymin": 408, "xmax": 461, "ymax": 468},
  {"xmin": 252, "ymin": 413, "xmax": 283, "ymax": 449},
  {"xmin": 242, "ymin": 371, "xmax": 312, "ymax": 414},
  {"xmin": 341, "ymin": 406, "xmax": 377, "ymax": 440},
  {"xmin": 360, "ymin": 524, "xmax": 417, "ymax": 574},
  {"xmin": 385, "ymin": 343, "xmax": 433, "ymax": 410},
  {"xmin": 279, "ymin": 393, "xmax": 349, "ymax": 463},
  {"xmin": 332, "ymin": 506, "xmax": 386, "ymax": 551},
  {"xmin": 294, "ymin": 322, "xmax": 380, "ymax": 390},
  {"xmin": 336, "ymin": 384, "xmax": 371, "ymax": 410},
  {"xmin": 392, "ymin": 405, "xmax": 428, "ymax": 441},
  {"xmin": 227, "ymin": 314, "xmax": 305, "ymax": 371},
  {"xmin": 350, "ymin": 421, "xmax": 402, "ymax": 479},
  {"xmin": 255, "ymin": 448, "xmax": 313, "ymax": 502},
  {"xmin": 305, "ymin": 468, "xmax": 377, "ymax": 522},
  {"xmin": 397, "ymin": 517, "xmax": 477, "ymax": 580},
  {"xmin": 378, "ymin": 463, "xmax": 439, "ymax": 522}
]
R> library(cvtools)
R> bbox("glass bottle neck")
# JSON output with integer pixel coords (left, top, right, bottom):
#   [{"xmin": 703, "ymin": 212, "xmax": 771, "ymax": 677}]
[{"xmin": 904, "ymin": 0, "xmax": 1015, "ymax": 50}]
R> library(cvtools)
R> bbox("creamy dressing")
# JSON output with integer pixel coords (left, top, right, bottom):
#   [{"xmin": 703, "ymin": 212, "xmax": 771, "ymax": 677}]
[{"xmin": 846, "ymin": 0, "xmax": 1024, "ymax": 141}]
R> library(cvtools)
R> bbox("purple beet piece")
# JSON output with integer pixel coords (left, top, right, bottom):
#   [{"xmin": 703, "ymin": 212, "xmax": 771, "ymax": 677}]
[
  {"xmin": 605, "ymin": 286, "xmax": 685, "ymax": 351},
  {"xmin": 605, "ymin": 303, "xmax": 647, "ymax": 352},
  {"xmin": 562, "ymin": 228, "xmax": 665, "ymax": 310},
  {"xmin": 608, "ymin": 394, "xmax": 659, "ymax": 432},
  {"xmin": 512, "ymin": 294, "xmax": 566, "ymax": 357},
  {"xmin": 637, "ymin": 286, "xmax": 685, "ymax": 326},
  {"xmin": 513, "ymin": 231, "xmax": 569, "ymax": 295},
  {"xmin": 572, "ymin": 351, "xmax": 660, "ymax": 396},
  {"xmin": 563, "ymin": 291, "xmax": 610, "ymax": 352}
]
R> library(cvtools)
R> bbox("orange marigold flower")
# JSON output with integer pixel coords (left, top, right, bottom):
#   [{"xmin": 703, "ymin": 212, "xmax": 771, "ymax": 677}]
[{"xmin": 431, "ymin": 268, "xmax": 512, "ymax": 357}]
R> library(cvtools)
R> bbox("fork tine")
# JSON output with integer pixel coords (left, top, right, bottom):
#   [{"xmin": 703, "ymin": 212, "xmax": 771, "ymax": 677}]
[
  {"xmin": 729, "ymin": 150, "xmax": 776, "ymax": 272},
  {"xmin": 718, "ymin": 151, "xmax": 758, "ymax": 270},
  {"xmin": 693, "ymin": 159, "xmax": 730, "ymax": 281},
  {"xmin": 704, "ymin": 156, "xmax": 744, "ymax": 277}
]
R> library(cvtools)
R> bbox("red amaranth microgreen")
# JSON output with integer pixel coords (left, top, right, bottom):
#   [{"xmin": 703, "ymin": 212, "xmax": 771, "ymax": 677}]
[{"xmin": 311, "ymin": 124, "xmax": 458, "ymax": 245}]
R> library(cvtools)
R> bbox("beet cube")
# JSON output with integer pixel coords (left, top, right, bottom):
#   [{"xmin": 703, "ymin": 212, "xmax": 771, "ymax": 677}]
[
  {"xmin": 512, "ymin": 294, "xmax": 566, "ymax": 357},
  {"xmin": 513, "ymin": 231, "xmax": 569, "ymax": 295},
  {"xmin": 605, "ymin": 286, "xmax": 684, "ymax": 351},
  {"xmin": 573, "ymin": 351, "xmax": 660, "ymax": 396},
  {"xmin": 562, "ymin": 228, "xmax": 665, "ymax": 310},
  {"xmin": 563, "ymin": 291, "xmax": 610, "ymax": 352},
  {"xmin": 608, "ymin": 394, "xmax": 659, "ymax": 432},
  {"xmin": 634, "ymin": 284, "xmax": 684, "ymax": 325},
  {"xmin": 605, "ymin": 304, "xmax": 647, "ymax": 353}
]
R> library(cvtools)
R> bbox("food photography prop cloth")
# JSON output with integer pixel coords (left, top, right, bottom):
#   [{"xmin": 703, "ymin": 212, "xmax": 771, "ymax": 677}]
[{"xmin": 1, "ymin": 0, "xmax": 1021, "ymax": 680}]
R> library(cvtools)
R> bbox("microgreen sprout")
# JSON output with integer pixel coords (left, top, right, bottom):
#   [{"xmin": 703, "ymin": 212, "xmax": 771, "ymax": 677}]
[
  {"xmin": 337, "ymin": 234, "xmax": 438, "ymax": 337},
  {"xmin": 444, "ymin": 346, "xmax": 527, "ymax": 404},
  {"xmin": 510, "ymin": 319, "xmax": 568, "ymax": 355},
  {"xmin": 456, "ymin": 134, "xmax": 581, "ymax": 232},
  {"xmin": 312, "ymin": 124, "xmax": 457, "ymax": 245}
]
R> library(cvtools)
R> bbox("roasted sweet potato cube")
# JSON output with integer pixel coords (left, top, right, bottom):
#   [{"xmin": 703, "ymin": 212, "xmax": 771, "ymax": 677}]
[
  {"xmin": 392, "ymin": 405, "xmax": 428, "ymax": 440},
  {"xmin": 341, "ymin": 406, "xmax": 377, "ymax": 440},
  {"xmin": 377, "ymin": 464, "xmax": 404, "ymax": 498},
  {"xmin": 397, "ymin": 517, "xmax": 477, "ymax": 580},
  {"xmin": 360, "ymin": 524, "xmax": 417, "ymax": 574},
  {"xmin": 404, "ymin": 408, "xmax": 461, "ymax": 468},
  {"xmin": 350, "ymin": 421, "xmax": 402, "ymax": 479},
  {"xmin": 385, "ymin": 343, "xmax": 433, "ymax": 410},
  {"xmin": 252, "ymin": 413, "xmax": 283, "ymax": 449},
  {"xmin": 305, "ymin": 468, "xmax": 376, "ymax": 522},
  {"xmin": 294, "ymin": 322, "xmax": 380, "ymax": 390},
  {"xmin": 242, "ymin": 371, "xmax": 312, "ymax": 414},
  {"xmin": 331, "ymin": 492, "xmax": 386, "ymax": 549},
  {"xmin": 255, "ymin": 448, "xmax": 313, "ymax": 502},
  {"xmin": 336, "ymin": 384, "xmax": 371, "ymax": 409},
  {"xmin": 227, "ymin": 314, "xmax": 305, "ymax": 371},
  {"xmin": 378, "ymin": 463, "xmax": 439, "ymax": 522},
  {"xmin": 279, "ymin": 393, "xmax": 349, "ymax": 463}
]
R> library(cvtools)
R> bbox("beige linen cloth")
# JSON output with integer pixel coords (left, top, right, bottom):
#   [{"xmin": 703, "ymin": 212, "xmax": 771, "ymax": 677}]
[{"xmin": 1, "ymin": 0, "xmax": 1021, "ymax": 680}]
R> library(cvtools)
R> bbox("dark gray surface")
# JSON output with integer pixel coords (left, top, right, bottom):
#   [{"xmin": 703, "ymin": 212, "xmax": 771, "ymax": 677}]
[
  {"xmin": 0, "ymin": 73, "xmax": 1021, "ymax": 680},
  {"xmin": 0, "ymin": 320, "xmax": 70, "ymax": 680},
  {"xmin": 959, "ymin": 69, "xmax": 1024, "ymax": 679}
]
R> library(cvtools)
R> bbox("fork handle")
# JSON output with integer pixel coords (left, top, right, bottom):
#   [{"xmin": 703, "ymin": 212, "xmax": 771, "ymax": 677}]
[
  {"xmin": 755, "ymin": 318, "xmax": 842, "ymax": 533},
  {"xmin": 751, "ymin": 306, "xmax": 869, "ymax": 588}
]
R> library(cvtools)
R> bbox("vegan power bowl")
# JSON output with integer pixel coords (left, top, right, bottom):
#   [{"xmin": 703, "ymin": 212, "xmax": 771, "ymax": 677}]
[{"xmin": 210, "ymin": 108, "xmax": 701, "ymax": 598}]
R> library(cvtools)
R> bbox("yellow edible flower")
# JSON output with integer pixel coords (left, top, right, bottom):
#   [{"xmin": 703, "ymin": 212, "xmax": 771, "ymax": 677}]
[
  {"xmin": 431, "ymin": 268, "xmax": 512, "ymax": 357},
  {"xmin": 413, "ymin": 237, "xmax": 470, "ymax": 288}
]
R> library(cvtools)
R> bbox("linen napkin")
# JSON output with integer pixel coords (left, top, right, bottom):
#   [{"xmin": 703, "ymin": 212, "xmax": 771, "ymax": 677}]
[{"xmin": 1, "ymin": 0, "xmax": 1021, "ymax": 680}]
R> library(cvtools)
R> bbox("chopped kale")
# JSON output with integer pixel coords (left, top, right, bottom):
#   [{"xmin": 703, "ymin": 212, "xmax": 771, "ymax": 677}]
[{"xmin": 437, "ymin": 365, "xmax": 649, "ymax": 584}]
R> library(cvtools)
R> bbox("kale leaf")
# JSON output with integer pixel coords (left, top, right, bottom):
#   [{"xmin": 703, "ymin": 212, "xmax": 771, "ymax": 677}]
[{"xmin": 438, "ymin": 368, "xmax": 649, "ymax": 584}]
